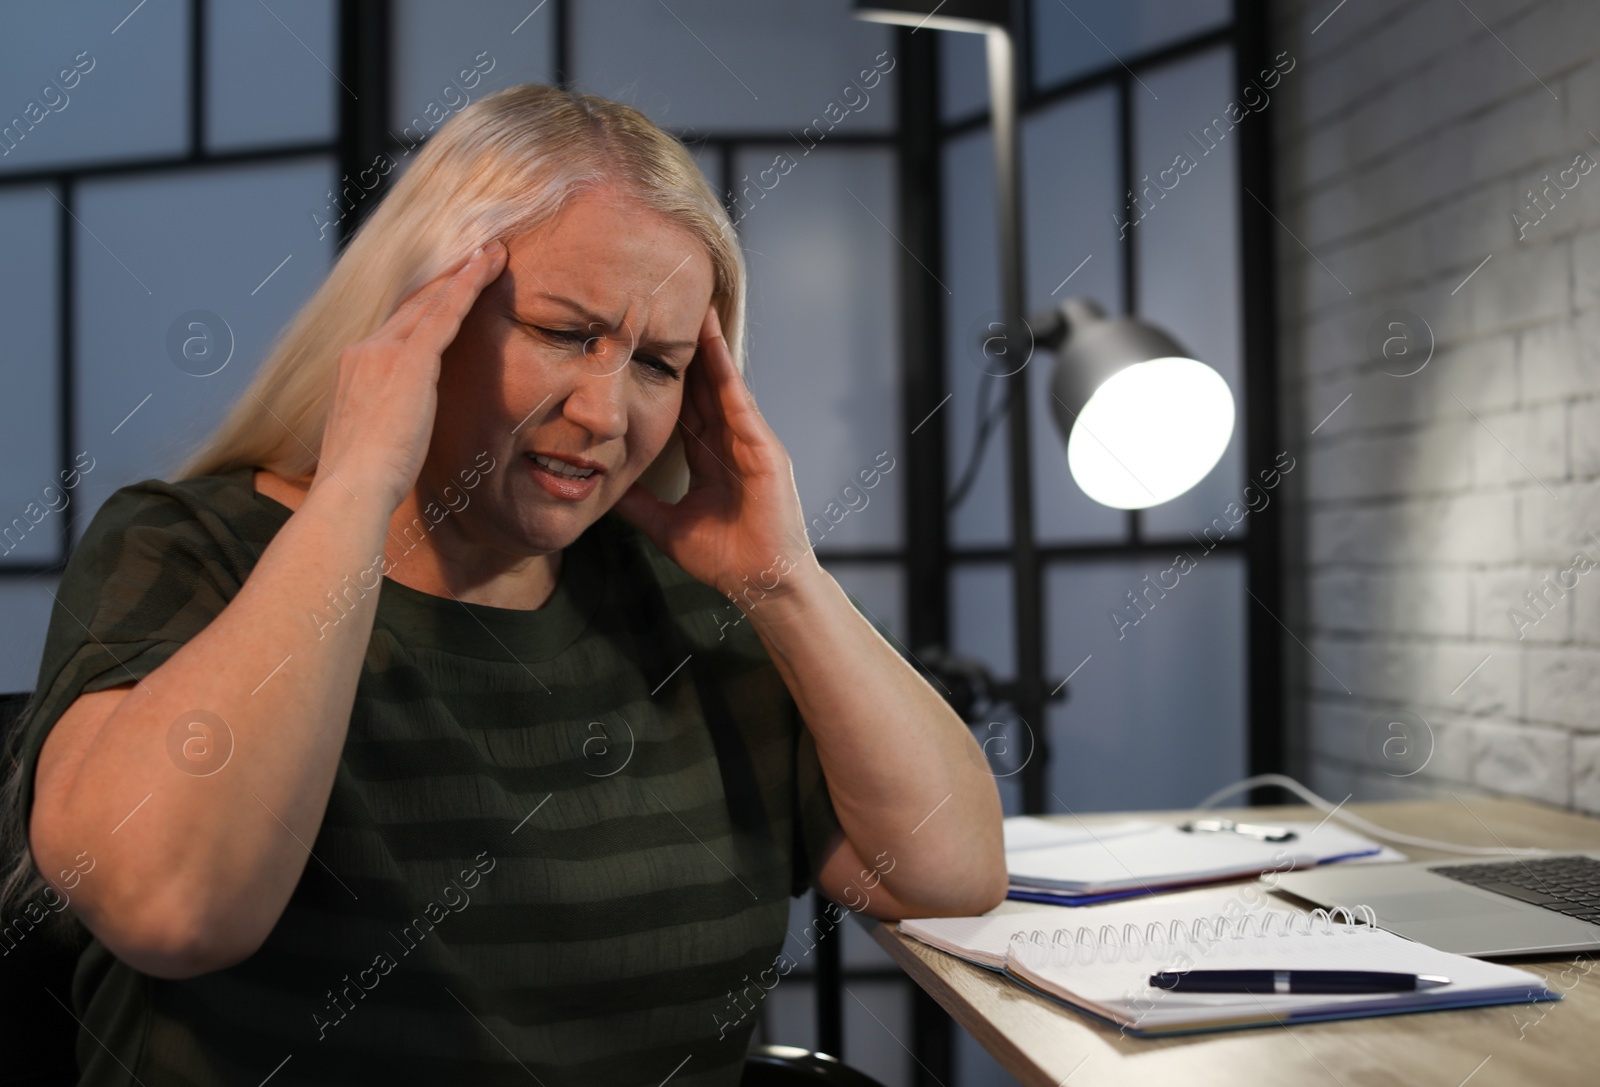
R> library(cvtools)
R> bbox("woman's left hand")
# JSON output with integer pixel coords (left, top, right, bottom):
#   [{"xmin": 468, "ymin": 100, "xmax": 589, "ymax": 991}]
[
  {"xmin": 619, "ymin": 308, "xmax": 1009, "ymax": 920},
  {"xmin": 612, "ymin": 304, "xmax": 819, "ymax": 604}
]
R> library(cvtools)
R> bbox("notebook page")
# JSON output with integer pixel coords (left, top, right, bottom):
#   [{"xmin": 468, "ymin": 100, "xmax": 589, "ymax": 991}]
[
  {"xmin": 899, "ymin": 910, "xmax": 1072, "ymax": 968},
  {"xmin": 1002, "ymin": 817, "xmax": 1156, "ymax": 853},
  {"xmin": 1008, "ymin": 910, "xmax": 1553, "ymax": 1031},
  {"xmin": 900, "ymin": 888, "xmax": 1263, "ymax": 968}
]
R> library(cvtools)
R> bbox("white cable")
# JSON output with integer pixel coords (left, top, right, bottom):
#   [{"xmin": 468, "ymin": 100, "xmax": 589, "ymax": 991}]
[{"xmin": 1195, "ymin": 774, "xmax": 1551, "ymax": 858}]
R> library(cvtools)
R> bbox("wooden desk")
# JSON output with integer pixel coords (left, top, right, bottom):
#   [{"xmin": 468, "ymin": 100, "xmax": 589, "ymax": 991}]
[{"xmin": 870, "ymin": 798, "xmax": 1600, "ymax": 1087}]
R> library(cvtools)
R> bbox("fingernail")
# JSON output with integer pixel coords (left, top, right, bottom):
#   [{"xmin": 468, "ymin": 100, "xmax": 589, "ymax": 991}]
[{"xmin": 472, "ymin": 245, "xmax": 484, "ymax": 258}]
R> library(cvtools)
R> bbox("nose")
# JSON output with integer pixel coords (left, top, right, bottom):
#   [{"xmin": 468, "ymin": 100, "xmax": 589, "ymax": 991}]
[{"xmin": 560, "ymin": 338, "xmax": 630, "ymax": 444}]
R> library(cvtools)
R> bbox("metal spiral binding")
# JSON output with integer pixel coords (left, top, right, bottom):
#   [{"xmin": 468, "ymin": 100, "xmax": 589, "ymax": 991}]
[{"xmin": 1006, "ymin": 904, "xmax": 1378, "ymax": 969}]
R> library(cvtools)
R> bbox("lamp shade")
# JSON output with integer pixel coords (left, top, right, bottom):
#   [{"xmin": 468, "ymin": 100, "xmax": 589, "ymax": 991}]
[
  {"xmin": 851, "ymin": 0, "xmax": 1009, "ymax": 32},
  {"xmin": 1041, "ymin": 299, "xmax": 1235, "ymax": 510}
]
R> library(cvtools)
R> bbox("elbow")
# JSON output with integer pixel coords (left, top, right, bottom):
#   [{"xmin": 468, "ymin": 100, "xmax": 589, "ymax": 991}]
[
  {"xmin": 936, "ymin": 865, "xmax": 1009, "ymax": 918},
  {"xmin": 29, "ymin": 798, "xmax": 269, "ymax": 979},
  {"xmin": 60, "ymin": 875, "xmax": 265, "ymax": 980},
  {"xmin": 942, "ymin": 846, "xmax": 1010, "ymax": 917},
  {"xmin": 978, "ymin": 862, "xmax": 1011, "ymax": 913},
  {"xmin": 881, "ymin": 859, "xmax": 1010, "ymax": 921},
  {"xmin": 106, "ymin": 903, "xmax": 264, "ymax": 979}
]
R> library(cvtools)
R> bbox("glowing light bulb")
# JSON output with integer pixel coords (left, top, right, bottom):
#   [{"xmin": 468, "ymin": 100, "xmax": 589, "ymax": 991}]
[{"xmin": 1065, "ymin": 357, "xmax": 1235, "ymax": 510}]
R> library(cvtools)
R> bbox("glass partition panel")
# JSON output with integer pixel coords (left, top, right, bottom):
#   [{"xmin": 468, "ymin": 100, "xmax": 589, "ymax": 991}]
[
  {"xmin": 737, "ymin": 146, "xmax": 903, "ymax": 552},
  {"xmin": 0, "ymin": 579, "xmax": 60, "ymax": 693},
  {"xmin": 0, "ymin": 186, "xmax": 62, "ymax": 566},
  {"xmin": 940, "ymin": 30, "xmax": 988, "ymax": 124},
  {"xmin": 0, "ymin": 0, "xmax": 187, "ymax": 175},
  {"xmin": 391, "ymin": 0, "xmax": 552, "ymax": 141},
  {"xmin": 72, "ymin": 158, "xmax": 338, "ymax": 533},
  {"xmin": 1044, "ymin": 553, "xmax": 1246, "ymax": 812},
  {"xmin": 572, "ymin": 0, "xmax": 895, "ymax": 135},
  {"xmin": 1031, "ymin": 0, "xmax": 1229, "ymax": 90},
  {"xmin": 205, "ymin": 0, "xmax": 337, "ymax": 152}
]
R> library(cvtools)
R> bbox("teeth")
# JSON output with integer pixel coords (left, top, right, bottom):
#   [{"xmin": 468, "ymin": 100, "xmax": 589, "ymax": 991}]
[{"xmin": 531, "ymin": 453, "xmax": 596, "ymax": 480}]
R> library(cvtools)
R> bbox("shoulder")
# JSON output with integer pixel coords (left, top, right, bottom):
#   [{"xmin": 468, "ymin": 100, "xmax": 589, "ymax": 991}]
[
  {"xmin": 69, "ymin": 468, "xmax": 280, "ymax": 590},
  {"xmin": 81, "ymin": 467, "xmax": 259, "ymax": 527}
]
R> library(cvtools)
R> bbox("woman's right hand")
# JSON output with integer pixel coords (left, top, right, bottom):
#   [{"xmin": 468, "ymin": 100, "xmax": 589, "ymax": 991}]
[{"xmin": 314, "ymin": 239, "xmax": 509, "ymax": 512}]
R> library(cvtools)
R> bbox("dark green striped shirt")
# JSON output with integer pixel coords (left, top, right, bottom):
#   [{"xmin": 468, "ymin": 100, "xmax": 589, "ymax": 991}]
[{"xmin": 18, "ymin": 467, "xmax": 841, "ymax": 1086}]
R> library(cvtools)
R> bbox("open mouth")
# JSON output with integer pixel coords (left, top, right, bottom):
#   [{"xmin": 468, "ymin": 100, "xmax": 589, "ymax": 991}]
[
  {"xmin": 524, "ymin": 451, "xmax": 604, "ymax": 501},
  {"xmin": 529, "ymin": 452, "xmax": 598, "ymax": 480}
]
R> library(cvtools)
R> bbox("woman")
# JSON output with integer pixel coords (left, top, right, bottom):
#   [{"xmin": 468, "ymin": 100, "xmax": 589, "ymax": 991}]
[{"xmin": 0, "ymin": 84, "xmax": 1005, "ymax": 1086}]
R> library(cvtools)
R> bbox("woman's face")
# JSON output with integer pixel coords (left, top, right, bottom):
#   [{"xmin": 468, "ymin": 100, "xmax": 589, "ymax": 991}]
[{"xmin": 428, "ymin": 186, "xmax": 715, "ymax": 558}]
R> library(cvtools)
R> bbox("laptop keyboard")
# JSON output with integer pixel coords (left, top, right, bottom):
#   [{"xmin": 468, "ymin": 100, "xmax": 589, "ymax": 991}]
[{"xmin": 1432, "ymin": 855, "xmax": 1600, "ymax": 922}]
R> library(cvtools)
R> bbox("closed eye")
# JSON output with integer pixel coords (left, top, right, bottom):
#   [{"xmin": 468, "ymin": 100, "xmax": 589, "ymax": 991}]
[{"xmin": 528, "ymin": 326, "xmax": 680, "ymax": 381}]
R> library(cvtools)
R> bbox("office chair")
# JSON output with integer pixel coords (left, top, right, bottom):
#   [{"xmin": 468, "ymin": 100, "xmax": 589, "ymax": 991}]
[
  {"xmin": 0, "ymin": 694, "xmax": 886, "ymax": 1087},
  {"xmin": 1, "ymin": 691, "xmax": 82, "ymax": 1086},
  {"xmin": 742, "ymin": 1044, "xmax": 888, "ymax": 1085}
]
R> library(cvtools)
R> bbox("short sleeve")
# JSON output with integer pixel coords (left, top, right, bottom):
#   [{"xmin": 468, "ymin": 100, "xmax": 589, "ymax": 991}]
[
  {"xmin": 790, "ymin": 701, "xmax": 844, "ymax": 898},
  {"xmin": 15, "ymin": 478, "xmax": 257, "ymax": 842}
]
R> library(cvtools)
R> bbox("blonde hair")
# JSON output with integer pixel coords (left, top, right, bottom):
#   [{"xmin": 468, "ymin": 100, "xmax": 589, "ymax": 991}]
[
  {"xmin": 0, "ymin": 83, "xmax": 745, "ymax": 937},
  {"xmin": 176, "ymin": 81, "xmax": 746, "ymax": 495}
]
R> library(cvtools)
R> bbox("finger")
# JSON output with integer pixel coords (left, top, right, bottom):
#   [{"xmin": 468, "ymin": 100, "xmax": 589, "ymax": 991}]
[
  {"xmin": 386, "ymin": 241, "xmax": 505, "ymax": 343},
  {"xmin": 405, "ymin": 241, "xmax": 509, "ymax": 354},
  {"xmin": 683, "ymin": 308, "xmax": 726, "ymax": 436},
  {"xmin": 682, "ymin": 341, "xmax": 718, "ymax": 439},
  {"xmin": 678, "ymin": 371, "xmax": 705, "ymax": 434},
  {"xmin": 677, "ymin": 414, "xmax": 730, "ymax": 485},
  {"xmin": 677, "ymin": 360, "xmax": 741, "ymax": 484},
  {"xmin": 691, "ymin": 314, "xmax": 796, "ymax": 500},
  {"xmin": 699, "ymin": 307, "xmax": 758, "ymax": 420},
  {"xmin": 379, "ymin": 244, "xmax": 486, "ymax": 341}
]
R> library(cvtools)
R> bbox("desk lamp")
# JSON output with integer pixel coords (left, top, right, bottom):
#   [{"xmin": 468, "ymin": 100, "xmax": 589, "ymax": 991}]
[
  {"xmin": 853, "ymin": 0, "xmax": 1236, "ymax": 511},
  {"xmin": 1034, "ymin": 297, "xmax": 1234, "ymax": 509}
]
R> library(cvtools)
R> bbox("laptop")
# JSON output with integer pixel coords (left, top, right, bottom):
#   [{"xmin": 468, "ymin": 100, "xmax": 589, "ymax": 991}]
[{"xmin": 1276, "ymin": 852, "xmax": 1600, "ymax": 957}]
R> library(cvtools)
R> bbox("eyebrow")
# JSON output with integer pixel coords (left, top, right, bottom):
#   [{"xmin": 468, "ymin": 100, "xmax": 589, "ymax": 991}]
[{"xmin": 523, "ymin": 292, "xmax": 699, "ymax": 354}]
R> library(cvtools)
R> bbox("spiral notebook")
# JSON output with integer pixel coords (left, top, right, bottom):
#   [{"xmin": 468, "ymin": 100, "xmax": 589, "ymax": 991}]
[{"xmin": 902, "ymin": 893, "xmax": 1557, "ymax": 1037}]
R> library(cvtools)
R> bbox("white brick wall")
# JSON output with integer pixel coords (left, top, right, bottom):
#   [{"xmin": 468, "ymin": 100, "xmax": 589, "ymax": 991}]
[{"xmin": 1275, "ymin": 0, "xmax": 1600, "ymax": 812}]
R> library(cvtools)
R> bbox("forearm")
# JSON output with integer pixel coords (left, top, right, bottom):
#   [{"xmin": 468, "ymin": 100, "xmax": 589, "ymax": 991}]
[
  {"xmin": 38, "ymin": 480, "xmax": 391, "ymax": 967},
  {"xmin": 747, "ymin": 565, "xmax": 1007, "ymax": 914}
]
